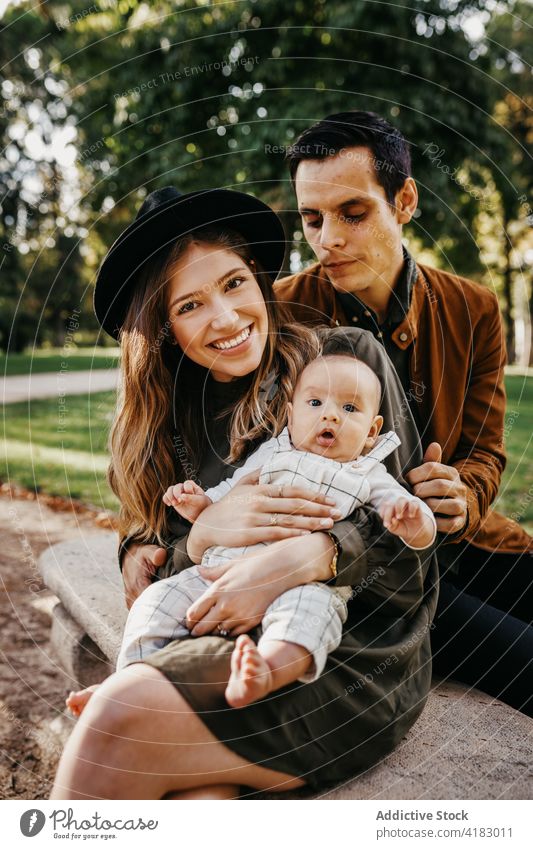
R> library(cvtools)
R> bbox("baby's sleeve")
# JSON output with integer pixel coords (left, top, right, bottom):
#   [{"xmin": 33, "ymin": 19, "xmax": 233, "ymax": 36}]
[
  {"xmin": 367, "ymin": 462, "xmax": 437, "ymax": 550},
  {"xmin": 205, "ymin": 436, "xmax": 278, "ymax": 502}
]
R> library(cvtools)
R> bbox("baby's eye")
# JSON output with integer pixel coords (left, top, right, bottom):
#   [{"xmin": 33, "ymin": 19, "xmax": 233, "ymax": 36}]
[
  {"xmin": 225, "ymin": 276, "xmax": 245, "ymax": 291},
  {"xmin": 343, "ymin": 403, "xmax": 356, "ymax": 413},
  {"xmin": 308, "ymin": 398, "xmax": 322, "ymax": 407},
  {"xmin": 177, "ymin": 300, "xmax": 200, "ymax": 315}
]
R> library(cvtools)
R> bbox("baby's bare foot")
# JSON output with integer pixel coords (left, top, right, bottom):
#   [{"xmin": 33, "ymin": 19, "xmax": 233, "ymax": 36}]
[
  {"xmin": 66, "ymin": 684, "xmax": 100, "ymax": 717},
  {"xmin": 225, "ymin": 635, "xmax": 273, "ymax": 708}
]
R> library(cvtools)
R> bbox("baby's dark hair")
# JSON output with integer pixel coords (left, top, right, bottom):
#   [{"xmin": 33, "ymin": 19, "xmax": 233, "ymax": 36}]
[
  {"xmin": 321, "ymin": 329, "xmax": 382, "ymax": 400},
  {"xmin": 292, "ymin": 351, "xmax": 382, "ymax": 415}
]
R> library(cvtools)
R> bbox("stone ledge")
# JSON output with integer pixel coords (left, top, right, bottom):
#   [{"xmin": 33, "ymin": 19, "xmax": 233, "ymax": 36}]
[
  {"xmin": 38, "ymin": 534, "xmax": 533, "ymax": 800},
  {"xmin": 39, "ymin": 532, "xmax": 126, "ymax": 665}
]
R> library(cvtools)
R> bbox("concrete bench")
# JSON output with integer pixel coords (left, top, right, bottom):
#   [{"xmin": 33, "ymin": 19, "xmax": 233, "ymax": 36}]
[{"xmin": 39, "ymin": 534, "xmax": 533, "ymax": 799}]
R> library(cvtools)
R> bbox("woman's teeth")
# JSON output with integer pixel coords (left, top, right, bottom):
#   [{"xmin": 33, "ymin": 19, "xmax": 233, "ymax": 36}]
[{"xmin": 211, "ymin": 326, "xmax": 251, "ymax": 350}]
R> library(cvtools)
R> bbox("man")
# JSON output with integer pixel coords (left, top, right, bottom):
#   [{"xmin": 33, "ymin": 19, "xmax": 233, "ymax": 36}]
[{"xmin": 273, "ymin": 111, "xmax": 532, "ymax": 714}]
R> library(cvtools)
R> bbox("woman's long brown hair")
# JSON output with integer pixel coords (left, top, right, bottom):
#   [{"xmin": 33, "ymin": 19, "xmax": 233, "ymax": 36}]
[{"xmin": 108, "ymin": 228, "xmax": 321, "ymax": 543}]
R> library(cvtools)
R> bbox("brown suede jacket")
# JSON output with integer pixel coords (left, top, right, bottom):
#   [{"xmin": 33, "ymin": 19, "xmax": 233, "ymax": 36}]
[{"xmin": 274, "ymin": 261, "xmax": 532, "ymax": 555}]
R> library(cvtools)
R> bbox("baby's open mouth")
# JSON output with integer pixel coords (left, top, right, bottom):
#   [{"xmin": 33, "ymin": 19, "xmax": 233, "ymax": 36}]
[{"xmin": 316, "ymin": 429, "xmax": 336, "ymax": 447}]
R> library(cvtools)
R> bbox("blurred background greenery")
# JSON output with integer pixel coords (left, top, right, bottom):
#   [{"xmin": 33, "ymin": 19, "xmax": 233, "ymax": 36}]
[
  {"xmin": 0, "ymin": 1, "xmax": 531, "ymax": 525},
  {"xmin": 1, "ymin": 0, "xmax": 531, "ymax": 359}
]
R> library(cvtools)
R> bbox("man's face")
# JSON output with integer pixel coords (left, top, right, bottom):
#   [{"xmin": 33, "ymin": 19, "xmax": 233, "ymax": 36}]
[{"xmin": 295, "ymin": 148, "xmax": 413, "ymax": 297}]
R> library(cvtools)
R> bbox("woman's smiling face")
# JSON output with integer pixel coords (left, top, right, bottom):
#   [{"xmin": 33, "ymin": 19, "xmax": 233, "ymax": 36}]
[{"xmin": 167, "ymin": 241, "xmax": 269, "ymax": 382}]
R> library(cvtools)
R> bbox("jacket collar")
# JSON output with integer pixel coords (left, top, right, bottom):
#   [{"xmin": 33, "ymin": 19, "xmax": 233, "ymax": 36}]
[
  {"xmin": 311, "ymin": 260, "xmax": 436, "ymax": 350},
  {"xmin": 390, "ymin": 264, "xmax": 437, "ymax": 349},
  {"xmin": 336, "ymin": 248, "xmax": 417, "ymax": 330}
]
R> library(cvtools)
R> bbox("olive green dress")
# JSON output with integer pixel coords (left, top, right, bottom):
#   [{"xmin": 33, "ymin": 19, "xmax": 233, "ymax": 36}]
[{"xmin": 142, "ymin": 328, "xmax": 439, "ymax": 790}]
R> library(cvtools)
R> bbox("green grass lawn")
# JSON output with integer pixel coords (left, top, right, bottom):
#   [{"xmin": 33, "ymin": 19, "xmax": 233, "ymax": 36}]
[
  {"xmin": 1, "ymin": 391, "xmax": 119, "ymax": 510},
  {"xmin": 492, "ymin": 374, "xmax": 533, "ymax": 532},
  {"xmin": 1, "ymin": 375, "xmax": 531, "ymax": 529},
  {"xmin": 0, "ymin": 347, "xmax": 120, "ymax": 376}
]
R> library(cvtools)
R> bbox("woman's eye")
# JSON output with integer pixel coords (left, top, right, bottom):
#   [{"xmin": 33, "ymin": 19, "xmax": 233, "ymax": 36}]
[
  {"xmin": 343, "ymin": 403, "xmax": 356, "ymax": 413},
  {"xmin": 309, "ymin": 399, "xmax": 322, "ymax": 407},
  {"xmin": 177, "ymin": 300, "xmax": 199, "ymax": 315},
  {"xmin": 225, "ymin": 276, "xmax": 245, "ymax": 291}
]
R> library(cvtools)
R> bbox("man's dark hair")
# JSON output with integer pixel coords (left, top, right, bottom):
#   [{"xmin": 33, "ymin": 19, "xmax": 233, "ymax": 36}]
[{"xmin": 286, "ymin": 111, "xmax": 412, "ymax": 205}]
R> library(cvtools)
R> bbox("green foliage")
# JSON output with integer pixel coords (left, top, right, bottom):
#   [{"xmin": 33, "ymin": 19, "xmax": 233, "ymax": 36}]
[{"xmin": 1, "ymin": 0, "xmax": 531, "ymax": 350}]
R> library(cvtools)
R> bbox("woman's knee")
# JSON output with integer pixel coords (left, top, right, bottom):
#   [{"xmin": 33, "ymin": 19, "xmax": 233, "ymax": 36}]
[{"xmin": 79, "ymin": 665, "xmax": 190, "ymax": 743}]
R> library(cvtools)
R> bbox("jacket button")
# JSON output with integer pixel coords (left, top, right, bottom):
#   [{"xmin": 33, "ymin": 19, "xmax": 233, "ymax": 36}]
[{"xmin": 399, "ymin": 332, "xmax": 408, "ymax": 342}]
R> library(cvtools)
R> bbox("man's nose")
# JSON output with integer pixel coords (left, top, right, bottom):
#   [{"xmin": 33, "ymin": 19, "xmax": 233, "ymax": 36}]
[{"xmin": 319, "ymin": 213, "xmax": 346, "ymax": 250}]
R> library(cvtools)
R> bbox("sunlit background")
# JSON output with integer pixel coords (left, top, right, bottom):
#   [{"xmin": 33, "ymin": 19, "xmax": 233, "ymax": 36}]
[{"xmin": 1, "ymin": 0, "xmax": 531, "ymax": 521}]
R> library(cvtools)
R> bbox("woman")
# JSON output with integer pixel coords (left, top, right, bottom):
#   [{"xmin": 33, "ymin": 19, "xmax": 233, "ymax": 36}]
[{"xmin": 51, "ymin": 187, "xmax": 438, "ymax": 799}]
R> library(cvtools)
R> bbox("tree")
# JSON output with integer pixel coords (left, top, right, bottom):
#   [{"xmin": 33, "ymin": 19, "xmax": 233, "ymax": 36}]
[{"xmin": 1, "ymin": 0, "xmax": 529, "ymax": 358}]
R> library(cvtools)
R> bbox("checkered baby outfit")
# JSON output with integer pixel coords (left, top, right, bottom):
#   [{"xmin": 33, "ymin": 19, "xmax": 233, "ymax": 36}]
[{"xmin": 116, "ymin": 430, "xmax": 435, "ymax": 680}]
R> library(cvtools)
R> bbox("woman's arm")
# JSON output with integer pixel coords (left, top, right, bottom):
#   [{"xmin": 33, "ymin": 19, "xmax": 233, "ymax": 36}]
[
  {"xmin": 186, "ymin": 482, "xmax": 340, "ymax": 563},
  {"xmin": 121, "ymin": 543, "xmax": 168, "ymax": 609},
  {"xmin": 185, "ymin": 530, "xmax": 334, "ymax": 636}
]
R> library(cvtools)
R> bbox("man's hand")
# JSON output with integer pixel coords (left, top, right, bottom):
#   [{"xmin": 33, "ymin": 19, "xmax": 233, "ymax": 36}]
[
  {"xmin": 406, "ymin": 442, "xmax": 468, "ymax": 534},
  {"xmin": 122, "ymin": 543, "xmax": 167, "ymax": 609}
]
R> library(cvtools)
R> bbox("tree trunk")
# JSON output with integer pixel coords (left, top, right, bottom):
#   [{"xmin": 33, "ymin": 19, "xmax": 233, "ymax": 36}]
[
  {"xmin": 529, "ymin": 276, "xmax": 533, "ymax": 367},
  {"xmin": 502, "ymin": 222, "xmax": 516, "ymax": 364}
]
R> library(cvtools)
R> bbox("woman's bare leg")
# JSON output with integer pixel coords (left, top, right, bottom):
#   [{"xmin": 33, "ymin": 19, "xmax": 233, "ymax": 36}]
[
  {"xmin": 51, "ymin": 664, "xmax": 305, "ymax": 800},
  {"xmin": 166, "ymin": 785, "xmax": 239, "ymax": 800}
]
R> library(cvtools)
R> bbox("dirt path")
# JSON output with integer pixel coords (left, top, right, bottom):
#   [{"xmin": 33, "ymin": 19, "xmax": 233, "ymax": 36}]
[
  {"xmin": 1, "ymin": 368, "xmax": 120, "ymax": 403},
  {"xmin": 0, "ymin": 487, "xmax": 115, "ymax": 799}
]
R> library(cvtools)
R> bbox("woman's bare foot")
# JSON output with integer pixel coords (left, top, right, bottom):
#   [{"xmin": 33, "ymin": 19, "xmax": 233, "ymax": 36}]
[
  {"xmin": 225, "ymin": 635, "xmax": 273, "ymax": 708},
  {"xmin": 66, "ymin": 684, "xmax": 100, "ymax": 717}
]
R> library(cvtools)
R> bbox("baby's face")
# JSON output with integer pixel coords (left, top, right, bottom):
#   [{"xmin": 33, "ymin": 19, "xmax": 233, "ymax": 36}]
[{"xmin": 287, "ymin": 356, "xmax": 383, "ymax": 462}]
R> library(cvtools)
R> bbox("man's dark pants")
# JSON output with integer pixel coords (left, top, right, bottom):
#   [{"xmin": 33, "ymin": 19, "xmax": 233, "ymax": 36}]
[{"xmin": 432, "ymin": 544, "xmax": 533, "ymax": 716}]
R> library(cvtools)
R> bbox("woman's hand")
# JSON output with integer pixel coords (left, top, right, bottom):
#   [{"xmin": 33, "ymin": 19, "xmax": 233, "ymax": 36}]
[
  {"xmin": 186, "ymin": 483, "xmax": 341, "ymax": 563},
  {"xmin": 186, "ymin": 532, "xmax": 334, "ymax": 636},
  {"xmin": 122, "ymin": 543, "xmax": 167, "ymax": 609}
]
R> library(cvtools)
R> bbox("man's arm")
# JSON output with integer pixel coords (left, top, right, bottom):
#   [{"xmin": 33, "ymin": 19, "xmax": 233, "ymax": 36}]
[
  {"xmin": 119, "ymin": 509, "xmax": 196, "ymax": 607},
  {"xmin": 449, "ymin": 294, "xmax": 506, "ymax": 537},
  {"xmin": 408, "ymin": 292, "xmax": 506, "ymax": 541}
]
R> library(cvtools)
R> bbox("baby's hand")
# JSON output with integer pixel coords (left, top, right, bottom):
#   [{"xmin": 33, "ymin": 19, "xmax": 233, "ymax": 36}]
[
  {"xmin": 234, "ymin": 469, "xmax": 260, "ymax": 487},
  {"xmin": 163, "ymin": 480, "xmax": 212, "ymax": 523},
  {"xmin": 378, "ymin": 497, "xmax": 435, "ymax": 549}
]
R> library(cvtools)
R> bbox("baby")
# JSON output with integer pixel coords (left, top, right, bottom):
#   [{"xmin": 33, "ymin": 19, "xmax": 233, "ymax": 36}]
[{"xmin": 67, "ymin": 354, "xmax": 435, "ymax": 716}]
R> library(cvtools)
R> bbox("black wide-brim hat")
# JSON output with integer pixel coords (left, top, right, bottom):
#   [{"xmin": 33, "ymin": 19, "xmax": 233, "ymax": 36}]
[{"xmin": 93, "ymin": 186, "xmax": 286, "ymax": 339}]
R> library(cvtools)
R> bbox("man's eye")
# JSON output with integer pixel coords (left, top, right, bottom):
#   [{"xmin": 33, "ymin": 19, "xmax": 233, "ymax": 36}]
[
  {"xmin": 225, "ymin": 277, "xmax": 245, "ymax": 291},
  {"xmin": 303, "ymin": 216, "xmax": 322, "ymax": 230},
  {"xmin": 177, "ymin": 300, "xmax": 199, "ymax": 315},
  {"xmin": 344, "ymin": 214, "xmax": 365, "ymax": 224},
  {"xmin": 343, "ymin": 403, "xmax": 356, "ymax": 413},
  {"xmin": 309, "ymin": 399, "xmax": 322, "ymax": 407}
]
